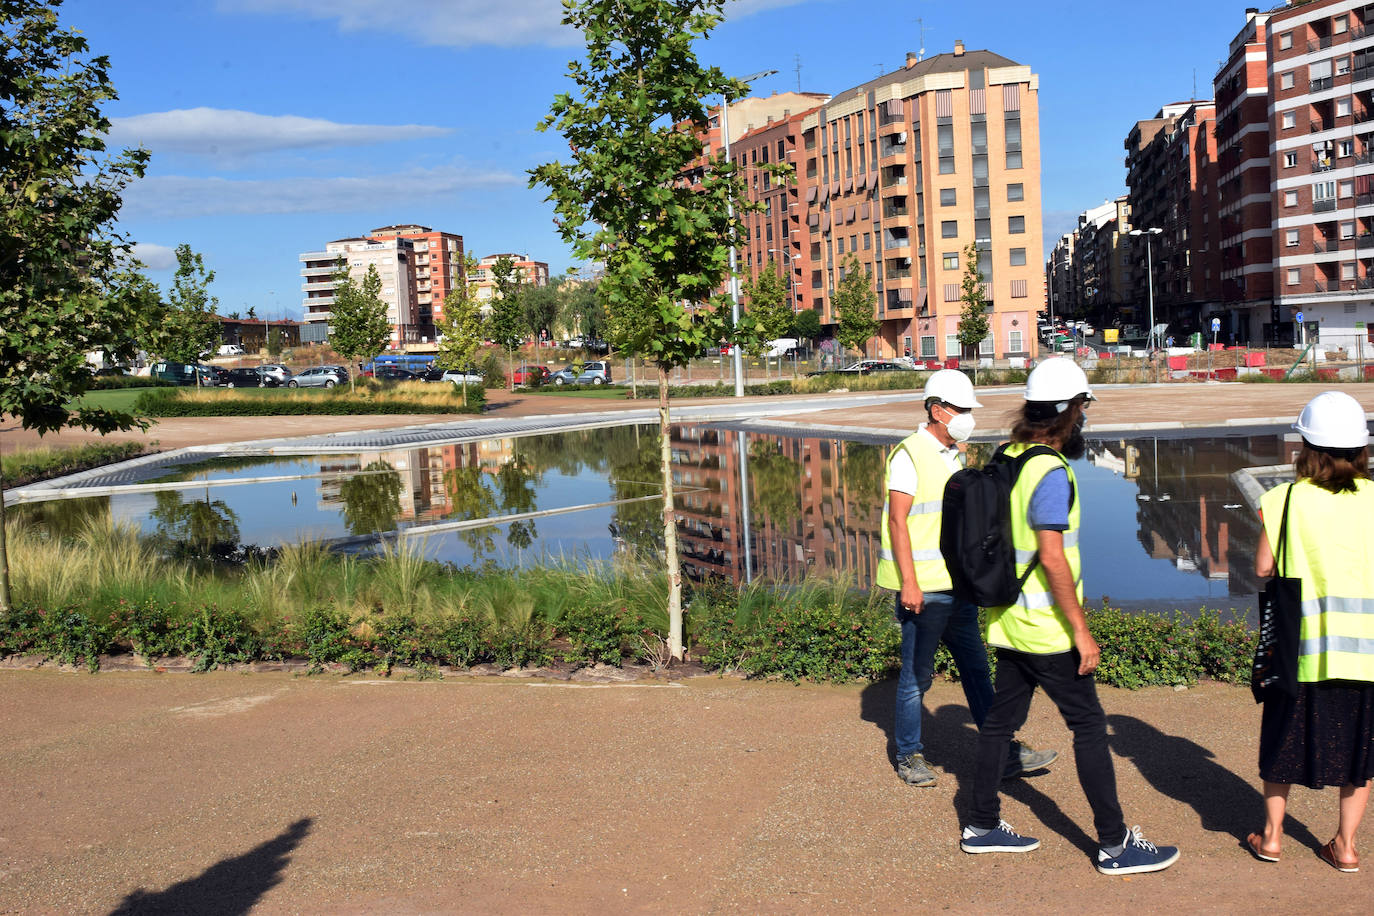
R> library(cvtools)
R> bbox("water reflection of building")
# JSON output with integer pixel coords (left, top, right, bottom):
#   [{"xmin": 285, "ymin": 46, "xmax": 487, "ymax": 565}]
[
  {"xmin": 1099, "ymin": 432, "xmax": 1297, "ymax": 598},
  {"xmin": 318, "ymin": 440, "xmax": 519, "ymax": 526},
  {"xmin": 672, "ymin": 425, "xmax": 888, "ymax": 584}
]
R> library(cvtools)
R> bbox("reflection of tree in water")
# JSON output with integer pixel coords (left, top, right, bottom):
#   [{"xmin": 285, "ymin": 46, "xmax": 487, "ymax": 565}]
[
  {"xmin": 443, "ymin": 465, "xmax": 500, "ymax": 559},
  {"xmin": 150, "ymin": 489, "xmax": 241, "ymax": 560},
  {"xmin": 338, "ymin": 462, "xmax": 402, "ymax": 536},
  {"xmin": 749, "ymin": 439, "xmax": 802, "ymax": 529},
  {"xmin": 604, "ymin": 426, "xmax": 665, "ymax": 558},
  {"xmin": 495, "ymin": 457, "xmax": 539, "ymax": 549},
  {"xmin": 840, "ymin": 443, "xmax": 885, "ymax": 520},
  {"xmin": 11, "ymin": 496, "xmax": 112, "ymax": 540}
]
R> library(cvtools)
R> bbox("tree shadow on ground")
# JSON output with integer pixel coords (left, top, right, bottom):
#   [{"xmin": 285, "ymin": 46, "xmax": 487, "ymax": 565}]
[
  {"xmin": 1106, "ymin": 714, "xmax": 1321, "ymax": 853},
  {"xmin": 109, "ymin": 817, "xmax": 312, "ymax": 916}
]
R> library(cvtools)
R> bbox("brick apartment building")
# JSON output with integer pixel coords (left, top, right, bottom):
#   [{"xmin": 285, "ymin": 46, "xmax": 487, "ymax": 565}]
[
  {"xmin": 1267, "ymin": 0, "xmax": 1374, "ymax": 350},
  {"xmin": 365, "ymin": 225, "xmax": 465, "ymax": 339},
  {"xmin": 469, "ymin": 253, "xmax": 551, "ymax": 313},
  {"xmin": 1214, "ymin": 8, "xmax": 1276, "ymax": 342},
  {"xmin": 299, "ymin": 236, "xmax": 421, "ymax": 347},
  {"xmin": 1124, "ymin": 100, "xmax": 1222, "ymax": 337},
  {"xmin": 795, "ymin": 42, "xmax": 1045, "ymax": 361}
]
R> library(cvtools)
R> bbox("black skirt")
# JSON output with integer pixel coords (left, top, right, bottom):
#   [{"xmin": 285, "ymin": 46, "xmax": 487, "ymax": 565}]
[{"xmin": 1259, "ymin": 679, "xmax": 1374, "ymax": 788}]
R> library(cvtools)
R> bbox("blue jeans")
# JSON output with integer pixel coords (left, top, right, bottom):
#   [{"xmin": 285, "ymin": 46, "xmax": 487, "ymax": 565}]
[{"xmin": 894, "ymin": 591, "xmax": 995, "ymax": 759}]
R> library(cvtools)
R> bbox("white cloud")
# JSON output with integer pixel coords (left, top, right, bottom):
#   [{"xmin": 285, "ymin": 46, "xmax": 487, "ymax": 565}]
[
  {"xmin": 108, "ymin": 108, "xmax": 452, "ymax": 159},
  {"xmin": 121, "ymin": 165, "xmax": 522, "ymax": 219},
  {"xmin": 219, "ymin": 0, "xmax": 810, "ymax": 48},
  {"xmin": 133, "ymin": 242, "xmax": 178, "ymax": 271}
]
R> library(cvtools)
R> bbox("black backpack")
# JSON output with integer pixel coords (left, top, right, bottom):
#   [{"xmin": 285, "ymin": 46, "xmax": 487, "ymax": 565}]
[{"xmin": 939, "ymin": 443, "xmax": 1073, "ymax": 607}]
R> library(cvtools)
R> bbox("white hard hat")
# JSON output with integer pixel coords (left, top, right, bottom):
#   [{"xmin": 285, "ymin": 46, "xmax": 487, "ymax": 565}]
[
  {"xmin": 1293, "ymin": 390, "xmax": 1370, "ymax": 449},
  {"xmin": 923, "ymin": 368, "xmax": 983, "ymax": 409},
  {"xmin": 1024, "ymin": 357, "xmax": 1093, "ymax": 406}
]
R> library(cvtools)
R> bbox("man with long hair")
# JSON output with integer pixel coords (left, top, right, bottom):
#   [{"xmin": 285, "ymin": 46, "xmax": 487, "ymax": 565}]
[{"xmin": 958, "ymin": 358, "xmax": 1180, "ymax": 876}]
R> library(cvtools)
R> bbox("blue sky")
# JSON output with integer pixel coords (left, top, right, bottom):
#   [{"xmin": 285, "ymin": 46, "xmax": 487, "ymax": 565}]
[{"xmin": 61, "ymin": 0, "xmax": 1247, "ymax": 320}]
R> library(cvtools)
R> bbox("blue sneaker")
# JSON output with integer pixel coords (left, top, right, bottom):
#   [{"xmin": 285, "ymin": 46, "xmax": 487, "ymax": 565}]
[
  {"xmin": 961, "ymin": 820, "xmax": 1041, "ymax": 854},
  {"xmin": 1096, "ymin": 826, "xmax": 1180, "ymax": 875}
]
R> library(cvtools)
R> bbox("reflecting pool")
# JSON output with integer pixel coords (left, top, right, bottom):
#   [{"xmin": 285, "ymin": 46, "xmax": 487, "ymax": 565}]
[{"xmin": 15, "ymin": 423, "xmax": 1304, "ymax": 613}]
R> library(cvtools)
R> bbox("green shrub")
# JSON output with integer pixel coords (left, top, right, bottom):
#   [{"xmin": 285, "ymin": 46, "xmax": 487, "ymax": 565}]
[
  {"xmin": 373, "ymin": 611, "xmax": 425, "ymax": 673},
  {"xmin": 740, "ymin": 594, "xmax": 899, "ymax": 683},
  {"xmin": 430, "ymin": 614, "xmax": 488, "ymax": 667},
  {"xmin": 108, "ymin": 599, "xmax": 187, "ymax": 663},
  {"xmin": 480, "ymin": 350, "xmax": 506, "ymax": 389},
  {"xmin": 1088, "ymin": 605, "xmax": 1200, "ymax": 689},
  {"xmin": 2, "ymin": 440, "xmax": 150, "ymax": 488},
  {"xmin": 1189, "ymin": 608, "xmax": 1255, "ymax": 685},
  {"xmin": 558, "ymin": 605, "xmax": 631, "ymax": 667},
  {"xmin": 291, "ymin": 606, "xmax": 357, "ymax": 673},
  {"xmin": 184, "ymin": 606, "xmax": 262, "ymax": 672},
  {"xmin": 490, "ymin": 619, "xmax": 552, "ymax": 669},
  {"xmin": 7, "ymin": 606, "xmax": 112, "ymax": 672},
  {"xmin": 87, "ymin": 375, "xmax": 176, "ymax": 390},
  {"xmin": 131, "ymin": 389, "xmax": 483, "ymax": 417}
]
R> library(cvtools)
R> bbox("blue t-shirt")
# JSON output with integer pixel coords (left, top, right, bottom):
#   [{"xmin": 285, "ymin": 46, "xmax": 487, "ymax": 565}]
[{"xmin": 1027, "ymin": 467, "xmax": 1071, "ymax": 531}]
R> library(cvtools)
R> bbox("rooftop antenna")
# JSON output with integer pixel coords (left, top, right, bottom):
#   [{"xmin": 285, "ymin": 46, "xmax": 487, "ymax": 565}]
[
  {"xmin": 794, "ymin": 54, "xmax": 802, "ymax": 92},
  {"xmin": 876, "ymin": 63, "xmax": 884, "ymax": 76},
  {"xmin": 917, "ymin": 16, "xmax": 927, "ymax": 61},
  {"xmin": 1192, "ymin": 68, "xmax": 1197, "ymax": 100}
]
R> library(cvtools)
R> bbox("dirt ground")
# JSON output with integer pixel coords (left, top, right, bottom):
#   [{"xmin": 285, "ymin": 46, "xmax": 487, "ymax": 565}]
[{"xmin": 0, "ymin": 670, "xmax": 1367, "ymax": 914}]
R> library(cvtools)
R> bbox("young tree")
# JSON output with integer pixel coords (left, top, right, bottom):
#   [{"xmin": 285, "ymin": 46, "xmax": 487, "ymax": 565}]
[
  {"xmin": 833, "ymin": 254, "xmax": 879, "ymax": 362},
  {"xmin": 329, "ymin": 261, "xmax": 390, "ymax": 390},
  {"xmin": 742, "ymin": 263, "xmax": 793, "ymax": 347},
  {"xmin": 957, "ymin": 242, "xmax": 991, "ymax": 383},
  {"xmin": 561, "ymin": 277, "xmax": 604, "ymax": 341},
  {"xmin": 0, "ymin": 0, "xmax": 163, "ymax": 611},
  {"xmin": 266, "ymin": 326, "xmax": 285, "ymax": 358},
  {"xmin": 793, "ymin": 308, "xmax": 821, "ymax": 348},
  {"xmin": 522, "ymin": 281, "xmax": 560, "ymax": 348},
  {"xmin": 157, "ymin": 244, "xmax": 220, "ymax": 383},
  {"xmin": 530, "ymin": 0, "xmax": 761, "ymax": 660},
  {"xmin": 485, "ymin": 254, "xmax": 526, "ymax": 390},
  {"xmin": 434, "ymin": 255, "xmax": 484, "ymax": 404}
]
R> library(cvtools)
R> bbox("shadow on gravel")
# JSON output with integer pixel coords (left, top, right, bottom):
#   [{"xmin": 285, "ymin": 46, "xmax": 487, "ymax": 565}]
[
  {"xmin": 1106, "ymin": 714, "xmax": 1321, "ymax": 852},
  {"xmin": 108, "ymin": 817, "xmax": 312, "ymax": 916}
]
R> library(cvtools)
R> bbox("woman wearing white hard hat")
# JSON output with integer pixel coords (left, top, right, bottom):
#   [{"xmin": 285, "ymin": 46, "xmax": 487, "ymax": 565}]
[{"xmin": 1250, "ymin": 390, "xmax": 1374, "ymax": 872}]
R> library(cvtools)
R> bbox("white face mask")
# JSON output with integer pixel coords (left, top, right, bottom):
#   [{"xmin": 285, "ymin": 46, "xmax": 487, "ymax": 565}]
[{"xmin": 944, "ymin": 409, "xmax": 976, "ymax": 443}]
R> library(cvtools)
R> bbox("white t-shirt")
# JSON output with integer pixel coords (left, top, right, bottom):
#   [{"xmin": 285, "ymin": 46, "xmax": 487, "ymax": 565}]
[{"xmin": 887, "ymin": 424, "xmax": 963, "ymax": 495}]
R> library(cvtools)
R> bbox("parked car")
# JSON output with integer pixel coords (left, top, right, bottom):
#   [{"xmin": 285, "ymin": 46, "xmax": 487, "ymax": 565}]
[
  {"xmin": 91, "ymin": 366, "xmax": 130, "ymax": 377},
  {"xmin": 765, "ymin": 338, "xmax": 798, "ymax": 358},
  {"xmin": 416, "ymin": 366, "xmax": 446, "ymax": 382},
  {"xmin": 583, "ymin": 338, "xmax": 610, "ymax": 355},
  {"xmin": 363, "ymin": 366, "xmax": 418, "ymax": 381},
  {"xmin": 550, "ymin": 359, "xmax": 613, "ymax": 386},
  {"xmin": 440, "ymin": 368, "xmax": 484, "ymax": 386},
  {"xmin": 217, "ymin": 344, "xmax": 245, "ymax": 356},
  {"xmin": 807, "ymin": 359, "xmax": 915, "ymax": 377},
  {"xmin": 259, "ymin": 364, "xmax": 293, "ymax": 385},
  {"xmin": 222, "ymin": 367, "xmax": 276, "ymax": 388},
  {"xmin": 511, "ymin": 364, "xmax": 550, "ymax": 386},
  {"xmin": 147, "ymin": 360, "xmax": 217, "ymax": 386},
  {"xmin": 289, "ymin": 366, "xmax": 347, "ymax": 388}
]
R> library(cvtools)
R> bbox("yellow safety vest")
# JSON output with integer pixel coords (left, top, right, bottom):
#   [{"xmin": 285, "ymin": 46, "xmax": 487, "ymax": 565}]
[
  {"xmin": 985, "ymin": 443, "xmax": 1081, "ymax": 655},
  {"xmin": 876, "ymin": 429, "xmax": 956, "ymax": 592},
  {"xmin": 1260, "ymin": 479, "xmax": 1374, "ymax": 683}
]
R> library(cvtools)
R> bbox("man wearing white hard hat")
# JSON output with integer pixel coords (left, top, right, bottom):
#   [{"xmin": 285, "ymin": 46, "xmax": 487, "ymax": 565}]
[
  {"xmin": 1250, "ymin": 390, "xmax": 1374, "ymax": 872},
  {"xmin": 876, "ymin": 369, "xmax": 1058, "ymax": 788},
  {"xmin": 960, "ymin": 358, "xmax": 1181, "ymax": 876}
]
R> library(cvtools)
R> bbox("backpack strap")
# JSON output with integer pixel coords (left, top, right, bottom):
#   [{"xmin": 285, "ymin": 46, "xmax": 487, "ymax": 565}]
[{"xmin": 1004, "ymin": 443, "xmax": 1076, "ymax": 597}]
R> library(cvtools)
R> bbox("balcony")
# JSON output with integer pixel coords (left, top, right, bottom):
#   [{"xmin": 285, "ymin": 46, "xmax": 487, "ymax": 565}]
[
  {"xmin": 1313, "ymin": 157, "xmax": 1335, "ymax": 172},
  {"xmin": 1358, "ymin": 234, "xmax": 1374, "ymax": 249},
  {"xmin": 1311, "ymin": 119, "xmax": 1327, "ymax": 133},
  {"xmin": 300, "ymin": 265, "xmax": 335, "ymax": 277},
  {"xmin": 1313, "ymin": 237, "xmax": 1342, "ymax": 253},
  {"xmin": 1314, "ymin": 198, "xmax": 1338, "ymax": 212},
  {"xmin": 1308, "ymin": 35, "xmax": 1333, "ymax": 53},
  {"xmin": 1311, "ymin": 76, "xmax": 1333, "ymax": 92}
]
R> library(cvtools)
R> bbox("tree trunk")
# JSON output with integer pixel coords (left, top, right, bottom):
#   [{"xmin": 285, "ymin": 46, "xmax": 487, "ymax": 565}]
[
  {"xmin": 658, "ymin": 366, "xmax": 683, "ymax": 660},
  {"xmin": 507, "ymin": 347, "xmax": 514, "ymax": 391},
  {"xmin": 0, "ymin": 459, "xmax": 11, "ymax": 613}
]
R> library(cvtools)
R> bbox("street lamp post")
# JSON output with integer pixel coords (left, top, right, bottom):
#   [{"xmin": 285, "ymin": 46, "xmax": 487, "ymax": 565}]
[
  {"xmin": 722, "ymin": 68, "xmax": 778, "ymax": 397},
  {"xmin": 1129, "ymin": 227, "xmax": 1163, "ymax": 352}
]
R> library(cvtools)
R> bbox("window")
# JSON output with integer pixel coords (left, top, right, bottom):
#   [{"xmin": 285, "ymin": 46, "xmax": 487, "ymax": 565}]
[
  {"xmin": 864, "ymin": 233, "xmax": 872, "ymax": 250},
  {"xmin": 1336, "ymin": 56, "xmax": 1351, "ymax": 76},
  {"xmin": 940, "ymin": 188, "xmax": 957, "ymax": 206},
  {"xmin": 1340, "ymin": 220, "xmax": 1355, "ymax": 239},
  {"xmin": 945, "ymin": 334, "xmax": 961, "ymax": 357},
  {"xmin": 1006, "ymin": 150, "xmax": 1022, "ymax": 169},
  {"xmin": 1008, "ymin": 216, "xmax": 1025, "ymax": 234},
  {"xmin": 1287, "ymin": 267, "xmax": 1301, "ymax": 285},
  {"xmin": 1281, "ymin": 111, "xmax": 1296, "ymax": 129},
  {"xmin": 941, "ymin": 220, "xmax": 958, "ymax": 238},
  {"xmin": 1285, "ymin": 228, "xmax": 1300, "ymax": 247},
  {"xmin": 943, "ymin": 252, "xmax": 959, "ymax": 270},
  {"xmin": 1279, "ymin": 31, "xmax": 1292, "ymax": 50},
  {"xmin": 1338, "ymin": 139, "xmax": 1354, "ymax": 157},
  {"xmin": 1334, "ymin": 15, "xmax": 1348, "ymax": 34},
  {"xmin": 836, "ymin": 238, "xmax": 844, "ymax": 254},
  {"xmin": 920, "ymin": 336, "xmax": 936, "ymax": 358},
  {"xmin": 939, "ymin": 156, "xmax": 955, "ymax": 175},
  {"xmin": 979, "ymin": 335, "xmax": 994, "ymax": 357},
  {"xmin": 1284, "ymin": 189, "xmax": 1299, "ymax": 207},
  {"xmin": 1314, "ymin": 179, "xmax": 1337, "ymax": 201},
  {"xmin": 1283, "ymin": 151, "xmax": 1297, "ymax": 168},
  {"xmin": 1009, "ymin": 247, "xmax": 1027, "ymax": 266},
  {"xmin": 1009, "ymin": 329, "xmax": 1023, "ymax": 353},
  {"xmin": 1339, "ymin": 179, "xmax": 1353, "ymax": 198},
  {"xmin": 1337, "ymin": 98, "xmax": 1352, "ymax": 117},
  {"xmin": 1007, "ymin": 183, "xmax": 1024, "ymax": 201},
  {"xmin": 1280, "ymin": 72, "xmax": 1294, "ymax": 90},
  {"xmin": 1343, "ymin": 262, "xmax": 1357, "ymax": 280}
]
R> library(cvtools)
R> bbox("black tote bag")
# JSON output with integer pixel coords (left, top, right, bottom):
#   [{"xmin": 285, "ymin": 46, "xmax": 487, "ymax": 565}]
[{"xmin": 1252, "ymin": 484, "xmax": 1301, "ymax": 703}]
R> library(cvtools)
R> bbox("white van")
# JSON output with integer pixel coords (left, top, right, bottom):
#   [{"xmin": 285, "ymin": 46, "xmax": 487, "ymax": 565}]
[
  {"xmin": 218, "ymin": 344, "xmax": 245, "ymax": 356},
  {"xmin": 765, "ymin": 338, "xmax": 798, "ymax": 357}
]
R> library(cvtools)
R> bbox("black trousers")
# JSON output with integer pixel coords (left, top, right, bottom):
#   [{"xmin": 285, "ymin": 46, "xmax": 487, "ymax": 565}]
[{"xmin": 968, "ymin": 647, "xmax": 1127, "ymax": 849}]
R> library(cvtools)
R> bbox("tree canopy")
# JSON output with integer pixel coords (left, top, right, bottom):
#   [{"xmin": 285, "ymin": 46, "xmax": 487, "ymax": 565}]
[
  {"xmin": 328, "ymin": 261, "xmax": 390, "ymax": 387},
  {"xmin": 832, "ymin": 254, "xmax": 879, "ymax": 358},
  {"xmin": 157, "ymin": 244, "xmax": 220, "ymax": 377},
  {"xmin": 957, "ymin": 242, "xmax": 991, "ymax": 378}
]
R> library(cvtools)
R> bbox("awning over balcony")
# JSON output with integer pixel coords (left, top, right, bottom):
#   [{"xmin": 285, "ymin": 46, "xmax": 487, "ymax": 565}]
[
  {"xmin": 860, "ymin": 202, "xmax": 871, "ymax": 220},
  {"xmin": 806, "ymin": 186, "xmax": 817, "ymax": 202},
  {"xmin": 846, "ymin": 206, "xmax": 857, "ymax": 223},
  {"xmin": 885, "ymin": 98, "xmax": 903, "ymax": 118}
]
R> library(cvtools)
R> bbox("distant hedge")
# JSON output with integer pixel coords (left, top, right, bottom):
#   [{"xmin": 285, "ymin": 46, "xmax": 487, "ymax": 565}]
[
  {"xmin": 88, "ymin": 375, "xmax": 176, "ymax": 390},
  {"xmin": 132, "ymin": 388, "xmax": 485, "ymax": 417}
]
